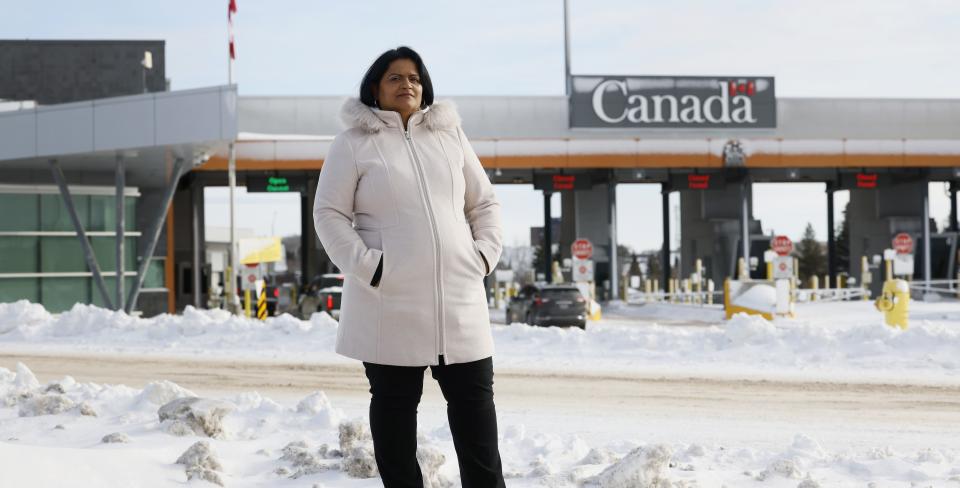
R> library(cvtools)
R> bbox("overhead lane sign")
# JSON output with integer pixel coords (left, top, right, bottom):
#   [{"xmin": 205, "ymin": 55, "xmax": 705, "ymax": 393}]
[{"xmin": 570, "ymin": 75, "xmax": 776, "ymax": 129}]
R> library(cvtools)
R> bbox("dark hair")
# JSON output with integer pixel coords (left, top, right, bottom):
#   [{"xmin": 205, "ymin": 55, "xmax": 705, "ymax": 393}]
[{"xmin": 359, "ymin": 46, "xmax": 434, "ymax": 109}]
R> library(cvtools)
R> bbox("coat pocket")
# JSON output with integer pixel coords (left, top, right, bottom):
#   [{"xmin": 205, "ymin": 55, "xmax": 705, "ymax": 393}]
[
  {"xmin": 472, "ymin": 240, "xmax": 488, "ymax": 276},
  {"xmin": 356, "ymin": 228, "xmax": 383, "ymax": 288}
]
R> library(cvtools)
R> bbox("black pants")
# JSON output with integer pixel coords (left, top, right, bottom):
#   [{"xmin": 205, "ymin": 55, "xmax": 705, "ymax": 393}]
[{"xmin": 363, "ymin": 356, "xmax": 506, "ymax": 488}]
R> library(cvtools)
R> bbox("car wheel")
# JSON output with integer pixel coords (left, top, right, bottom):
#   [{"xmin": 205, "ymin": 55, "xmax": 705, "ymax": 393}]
[{"xmin": 578, "ymin": 322, "xmax": 586, "ymax": 330}]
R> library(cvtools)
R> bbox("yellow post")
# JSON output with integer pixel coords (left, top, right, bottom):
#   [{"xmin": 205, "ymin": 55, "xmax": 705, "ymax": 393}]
[
  {"xmin": 810, "ymin": 275, "xmax": 819, "ymax": 301},
  {"xmin": 494, "ymin": 280, "xmax": 502, "ymax": 309},
  {"xmin": 707, "ymin": 279, "xmax": 714, "ymax": 304},
  {"xmin": 682, "ymin": 278, "xmax": 691, "ymax": 303},
  {"xmin": 766, "ymin": 261, "xmax": 773, "ymax": 281},
  {"xmin": 244, "ymin": 289, "xmax": 252, "ymax": 318},
  {"xmin": 737, "ymin": 257, "xmax": 747, "ymax": 280},
  {"xmin": 884, "ymin": 257, "xmax": 893, "ymax": 281},
  {"xmin": 653, "ymin": 279, "xmax": 659, "ymax": 300}
]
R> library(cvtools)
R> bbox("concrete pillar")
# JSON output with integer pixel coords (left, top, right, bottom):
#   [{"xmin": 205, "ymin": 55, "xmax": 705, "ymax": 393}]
[
  {"xmin": 923, "ymin": 182, "xmax": 932, "ymax": 287},
  {"xmin": 679, "ymin": 180, "xmax": 760, "ymax": 286},
  {"xmin": 661, "ymin": 184, "xmax": 671, "ymax": 292},
  {"xmin": 115, "ymin": 154, "xmax": 125, "ymax": 310},
  {"xmin": 191, "ymin": 179, "xmax": 204, "ymax": 308},
  {"xmin": 848, "ymin": 178, "xmax": 926, "ymax": 297},
  {"xmin": 300, "ymin": 191, "xmax": 310, "ymax": 286},
  {"xmin": 608, "ymin": 178, "xmax": 618, "ymax": 298},
  {"xmin": 739, "ymin": 178, "xmax": 750, "ymax": 268},
  {"xmin": 826, "ymin": 182, "xmax": 836, "ymax": 284},
  {"xmin": 543, "ymin": 190, "xmax": 553, "ymax": 283},
  {"xmin": 573, "ymin": 184, "xmax": 613, "ymax": 298},
  {"xmin": 303, "ymin": 174, "xmax": 330, "ymax": 279},
  {"xmin": 950, "ymin": 181, "xmax": 958, "ymax": 232}
]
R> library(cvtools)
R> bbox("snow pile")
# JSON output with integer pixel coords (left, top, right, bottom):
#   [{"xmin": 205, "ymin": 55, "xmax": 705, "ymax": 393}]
[
  {"xmin": 176, "ymin": 440, "xmax": 225, "ymax": 486},
  {"xmin": 0, "ymin": 302, "xmax": 341, "ymax": 359},
  {"xmin": 296, "ymin": 391, "xmax": 343, "ymax": 428},
  {"xmin": 100, "ymin": 432, "xmax": 130, "ymax": 444},
  {"xmin": 135, "ymin": 380, "xmax": 196, "ymax": 407},
  {"xmin": 18, "ymin": 393, "xmax": 76, "ymax": 417},
  {"xmin": 0, "ymin": 300, "xmax": 51, "ymax": 334},
  {"xmin": 339, "ymin": 420, "xmax": 378, "ymax": 478},
  {"xmin": 417, "ymin": 445, "xmax": 451, "ymax": 488},
  {"xmin": 584, "ymin": 445, "xmax": 675, "ymax": 488},
  {"xmin": 14, "ymin": 361, "xmax": 41, "ymax": 390},
  {"xmin": 277, "ymin": 440, "xmax": 340, "ymax": 478},
  {"xmin": 157, "ymin": 397, "xmax": 235, "ymax": 439},
  {"xmin": 1, "ymin": 362, "xmax": 958, "ymax": 486}
]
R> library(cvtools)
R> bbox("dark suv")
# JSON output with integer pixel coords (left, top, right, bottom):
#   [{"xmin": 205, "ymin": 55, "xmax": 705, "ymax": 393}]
[{"xmin": 506, "ymin": 284, "xmax": 587, "ymax": 329}]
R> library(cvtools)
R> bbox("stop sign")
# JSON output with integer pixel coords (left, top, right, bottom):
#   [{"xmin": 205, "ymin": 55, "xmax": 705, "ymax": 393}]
[
  {"xmin": 893, "ymin": 233, "xmax": 914, "ymax": 254},
  {"xmin": 572, "ymin": 239, "xmax": 593, "ymax": 260},
  {"xmin": 770, "ymin": 235, "xmax": 793, "ymax": 256}
]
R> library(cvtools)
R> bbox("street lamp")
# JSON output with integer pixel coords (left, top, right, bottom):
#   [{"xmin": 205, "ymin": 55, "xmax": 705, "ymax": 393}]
[{"xmin": 141, "ymin": 51, "xmax": 153, "ymax": 94}]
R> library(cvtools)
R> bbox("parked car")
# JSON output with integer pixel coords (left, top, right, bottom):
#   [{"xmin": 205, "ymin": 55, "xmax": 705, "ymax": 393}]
[
  {"xmin": 298, "ymin": 273, "xmax": 344, "ymax": 319},
  {"xmin": 506, "ymin": 283, "xmax": 587, "ymax": 329}
]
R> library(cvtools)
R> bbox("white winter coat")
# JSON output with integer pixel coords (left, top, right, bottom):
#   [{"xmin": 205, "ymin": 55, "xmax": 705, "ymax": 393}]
[{"xmin": 313, "ymin": 98, "xmax": 502, "ymax": 366}]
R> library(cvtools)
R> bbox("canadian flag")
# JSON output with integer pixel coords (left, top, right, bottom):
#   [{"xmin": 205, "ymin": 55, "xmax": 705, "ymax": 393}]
[{"xmin": 228, "ymin": 0, "xmax": 237, "ymax": 59}]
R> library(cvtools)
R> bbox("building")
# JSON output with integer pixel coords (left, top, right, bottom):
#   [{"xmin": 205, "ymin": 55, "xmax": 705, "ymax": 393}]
[{"xmin": 2, "ymin": 42, "xmax": 959, "ymax": 314}]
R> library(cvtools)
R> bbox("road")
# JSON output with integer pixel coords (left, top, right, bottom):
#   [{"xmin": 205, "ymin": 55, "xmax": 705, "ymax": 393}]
[{"xmin": 4, "ymin": 351, "xmax": 959, "ymax": 449}]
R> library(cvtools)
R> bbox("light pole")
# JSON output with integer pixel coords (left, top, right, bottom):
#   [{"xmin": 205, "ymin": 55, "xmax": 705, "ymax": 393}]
[{"xmin": 140, "ymin": 51, "xmax": 153, "ymax": 93}]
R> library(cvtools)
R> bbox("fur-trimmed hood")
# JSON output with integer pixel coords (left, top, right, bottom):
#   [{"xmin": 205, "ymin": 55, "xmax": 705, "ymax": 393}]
[{"xmin": 339, "ymin": 97, "xmax": 461, "ymax": 133}]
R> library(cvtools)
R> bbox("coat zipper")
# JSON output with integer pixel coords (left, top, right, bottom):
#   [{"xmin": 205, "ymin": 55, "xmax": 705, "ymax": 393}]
[{"xmin": 403, "ymin": 127, "xmax": 446, "ymax": 360}]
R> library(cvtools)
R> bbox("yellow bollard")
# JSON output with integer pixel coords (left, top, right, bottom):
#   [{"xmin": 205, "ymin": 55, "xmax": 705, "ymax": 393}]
[
  {"xmin": 257, "ymin": 286, "xmax": 268, "ymax": 320},
  {"xmin": 737, "ymin": 257, "xmax": 747, "ymax": 280},
  {"xmin": 875, "ymin": 279, "xmax": 909, "ymax": 329},
  {"xmin": 810, "ymin": 275, "xmax": 819, "ymax": 301},
  {"xmin": 244, "ymin": 289, "xmax": 252, "ymax": 318}
]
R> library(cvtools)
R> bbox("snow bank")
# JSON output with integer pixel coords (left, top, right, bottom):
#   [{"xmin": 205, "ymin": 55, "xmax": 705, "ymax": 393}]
[{"xmin": 3, "ymin": 300, "xmax": 960, "ymax": 381}]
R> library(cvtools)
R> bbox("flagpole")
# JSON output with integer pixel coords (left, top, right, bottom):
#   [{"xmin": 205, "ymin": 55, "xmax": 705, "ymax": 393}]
[{"xmin": 226, "ymin": 0, "xmax": 239, "ymax": 314}]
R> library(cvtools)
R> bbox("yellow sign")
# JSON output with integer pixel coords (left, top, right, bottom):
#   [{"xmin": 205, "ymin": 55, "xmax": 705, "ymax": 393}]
[{"xmin": 239, "ymin": 237, "xmax": 283, "ymax": 264}]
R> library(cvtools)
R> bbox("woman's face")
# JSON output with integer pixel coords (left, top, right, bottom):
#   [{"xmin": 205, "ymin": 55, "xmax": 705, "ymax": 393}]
[{"xmin": 372, "ymin": 58, "xmax": 423, "ymax": 118}]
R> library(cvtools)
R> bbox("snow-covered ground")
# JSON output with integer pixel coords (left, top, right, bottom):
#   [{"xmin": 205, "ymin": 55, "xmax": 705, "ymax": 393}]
[{"xmin": 1, "ymin": 298, "xmax": 959, "ymax": 487}]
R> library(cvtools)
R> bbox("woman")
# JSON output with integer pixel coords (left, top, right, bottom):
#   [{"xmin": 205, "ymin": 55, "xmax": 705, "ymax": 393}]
[{"xmin": 313, "ymin": 46, "xmax": 506, "ymax": 488}]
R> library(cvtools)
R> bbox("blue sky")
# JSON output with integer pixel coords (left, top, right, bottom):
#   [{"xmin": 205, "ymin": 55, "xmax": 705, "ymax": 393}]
[{"xmin": 9, "ymin": 0, "xmax": 959, "ymax": 250}]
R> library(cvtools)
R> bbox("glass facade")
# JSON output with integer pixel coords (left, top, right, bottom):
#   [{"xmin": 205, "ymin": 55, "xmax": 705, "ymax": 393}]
[{"xmin": 0, "ymin": 189, "xmax": 150, "ymax": 312}]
